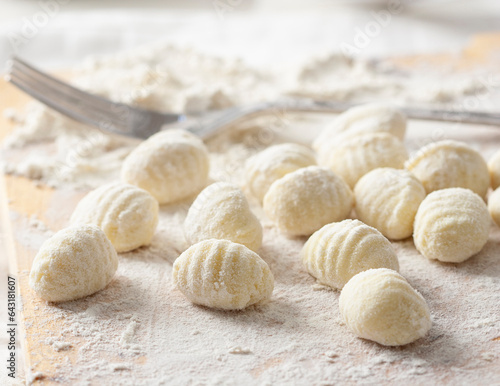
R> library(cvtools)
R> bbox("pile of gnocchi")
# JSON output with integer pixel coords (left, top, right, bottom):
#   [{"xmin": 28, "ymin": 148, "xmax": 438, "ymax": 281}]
[{"xmin": 30, "ymin": 103, "xmax": 500, "ymax": 347}]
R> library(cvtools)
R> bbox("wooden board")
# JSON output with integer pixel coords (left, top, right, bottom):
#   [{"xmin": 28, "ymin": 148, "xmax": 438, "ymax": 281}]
[{"xmin": 2, "ymin": 34, "xmax": 500, "ymax": 385}]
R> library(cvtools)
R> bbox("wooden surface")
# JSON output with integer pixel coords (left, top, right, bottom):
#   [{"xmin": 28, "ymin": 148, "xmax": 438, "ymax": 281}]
[{"xmin": 1, "ymin": 34, "xmax": 500, "ymax": 384}]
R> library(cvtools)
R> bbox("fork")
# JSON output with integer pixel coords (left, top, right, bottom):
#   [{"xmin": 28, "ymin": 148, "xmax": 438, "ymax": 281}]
[{"xmin": 6, "ymin": 57, "xmax": 500, "ymax": 140}]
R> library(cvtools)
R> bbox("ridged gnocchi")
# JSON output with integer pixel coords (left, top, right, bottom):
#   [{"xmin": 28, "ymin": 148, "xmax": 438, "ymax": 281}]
[
  {"xmin": 184, "ymin": 182, "xmax": 263, "ymax": 251},
  {"xmin": 172, "ymin": 239, "xmax": 274, "ymax": 310},
  {"xmin": 70, "ymin": 182, "xmax": 159, "ymax": 252},
  {"xmin": 488, "ymin": 149, "xmax": 500, "ymax": 190},
  {"xmin": 302, "ymin": 220, "xmax": 399, "ymax": 289},
  {"xmin": 263, "ymin": 166, "xmax": 353, "ymax": 236},
  {"xmin": 354, "ymin": 168, "xmax": 426, "ymax": 240},
  {"xmin": 405, "ymin": 140, "xmax": 489, "ymax": 198},
  {"xmin": 121, "ymin": 129, "xmax": 210, "ymax": 204},
  {"xmin": 30, "ymin": 224, "xmax": 118, "ymax": 302},
  {"xmin": 313, "ymin": 103, "xmax": 406, "ymax": 153},
  {"xmin": 414, "ymin": 188, "xmax": 490, "ymax": 263},
  {"xmin": 339, "ymin": 268, "xmax": 431, "ymax": 346},
  {"xmin": 245, "ymin": 143, "xmax": 316, "ymax": 202},
  {"xmin": 318, "ymin": 132, "xmax": 408, "ymax": 188},
  {"xmin": 488, "ymin": 188, "xmax": 500, "ymax": 227}
]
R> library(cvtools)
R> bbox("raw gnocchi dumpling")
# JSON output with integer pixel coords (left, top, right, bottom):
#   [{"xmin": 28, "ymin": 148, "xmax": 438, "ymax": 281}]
[
  {"xmin": 488, "ymin": 188, "xmax": 500, "ymax": 227},
  {"xmin": 245, "ymin": 143, "xmax": 316, "ymax": 202},
  {"xmin": 121, "ymin": 129, "xmax": 209, "ymax": 204},
  {"xmin": 172, "ymin": 239, "xmax": 274, "ymax": 310},
  {"xmin": 302, "ymin": 219, "xmax": 399, "ymax": 289},
  {"xmin": 313, "ymin": 103, "xmax": 406, "ymax": 152},
  {"xmin": 488, "ymin": 149, "xmax": 500, "ymax": 190},
  {"xmin": 184, "ymin": 182, "xmax": 262, "ymax": 251},
  {"xmin": 318, "ymin": 132, "xmax": 408, "ymax": 188},
  {"xmin": 414, "ymin": 188, "xmax": 490, "ymax": 263},
  {"xmin": 263, "ymin": 166, "xmax": 353, "ymax": 236},
  {"xmin": 354, "ymin": 168, "xmax": 426, "ymax": 240},
  {"xmin": 30, "ymin": 224, "xmax": 118, "ymax": 302},
  {"xmin": 405, "ymin": 140, "xmax": 489, "ymax": 198},
  {"xmin": 339, "ymin": 268, "xmax": 431, "ymax": 346},
  {"xmin": 70, "ymin": 182, "xmax": 159, "ymax": 252}
]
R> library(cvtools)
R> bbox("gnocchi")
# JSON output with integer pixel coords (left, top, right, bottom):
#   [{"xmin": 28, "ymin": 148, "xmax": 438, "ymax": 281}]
[
  {"xmin": 488, "ymin": 188, "xmax": 500, "ymax": 227},
  {"xmin": 339, "ymin": 268, "xmax": 431, "ymax": 346},
  {"xmin": 184, "ymin": 182, "xmax": 263, "ymax": 251},
  {"xmin": 245, "ymin": 143, "xmax": 316, "ymax": 202},
  {"xmin": 263, "ymin": 166, "xmax": 353, "ymax": 236},
  {"xmin": 70, "ymin": 182, "xmax": 159, "ymax": 252},
  {"xmin": 172, "ymin": 239, "xmax": 274, "ymax": 310},
  {"xmin": 313, "ymin": 103, "xmax": 406, "ymax": 153},
  {"xmin": 413, "ymin": 188, "xmax": 490, "ymax": 263},
  {"xmin": 30, "ymin": 224, "xmax": 118, "ymax": 302},
  {"xmin": 405, "ymin": 140, "xmax": 489, "ymax": 198},
  {"xmin": 354, "ymin": 168, "xmax": 426, "ymax": 240},
  {"xmin": 301, "ymin": 219, "xmax": 399, "ymax": 289},
  {"xmin": 488, "ymin": 149, "xmax": 500, "ymax": 190},
  {"xmin": 121, "ymin": 129, "xmax": 210, "ymax": 204},
  {"xmin": 318, "ymin": 132, "xmax": 408, "ymax": 188}
]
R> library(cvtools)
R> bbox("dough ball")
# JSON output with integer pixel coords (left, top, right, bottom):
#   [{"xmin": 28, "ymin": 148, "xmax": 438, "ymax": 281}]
[
  {"xmin": 318, "ymin": 132, "xmax": 408, "ymax": 188},
  {"xmin": 489, "ymin": 188, "xmax": 500, "ymax": 227},
  {"xmin": 354, "ymin": 168, "xmax": 426, "ymax": 240},
  {"xmin": 29, "ymin": 224, "xmax": 118, "ymax": 302},
  {"xmin": 245, "ymin": 143, "xmax": 316, "ymax": 202},
  {"xmin": 339, "ymin": 268, "xmax": 431, "ymax": 346},
  {"xmin": 488, "ymin": 149, "xmax": 500, "ymax": 190},
  {"xmin": 414, "ymin": 188, "xmax": 490, "ymax": 263},
  {"xmin": 121, "ymin": 129, "xmax": 209, "ymax": 204},
  {"xmin": 263, "ymin": 166, "xmax": 353, "ymax": 236},
  {"xmin": 172, "ymin": 239, "xmax": 274, "ymax": 310},
  {"xmin": 184, "ymin": 182, "xmax": 262, "ymax": 251},
  {"xmin": 405, "ymin": 140, "xmax": 489, "ymax": 198},
  {"xmin": 313, "ymin": 103, "xmax": 406, "ymax": 152},
  {"xmin": 302, "ymin": 219, "xmax": 399, "ymax": 289},
  {"xmin": 70, "ymin": 182, "xmax": 159, "ymax": 252}
]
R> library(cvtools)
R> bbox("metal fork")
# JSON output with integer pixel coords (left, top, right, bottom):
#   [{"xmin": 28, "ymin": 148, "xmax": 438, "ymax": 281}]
[{"xmin": 6, "ymin": 57, "xmax": 500, "ymax": 140}]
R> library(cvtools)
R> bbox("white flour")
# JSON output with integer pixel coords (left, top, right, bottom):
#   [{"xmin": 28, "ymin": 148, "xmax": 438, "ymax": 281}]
[{"xmin": 2, "ymin": 44, "xmax": 500, "ymax": 384}]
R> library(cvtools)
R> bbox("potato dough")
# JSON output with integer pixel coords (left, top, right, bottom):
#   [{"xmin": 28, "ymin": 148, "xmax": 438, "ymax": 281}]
[
  {"xmin": 30, "ymin": 224, "xmax": 118, "ymax": 302},
  {"xmin": 354, "ymin": 168, "xmax": 426, "ymax": 240},
  {"xmin": 263, "ymin": 166, "xmax": 353, "ymax": 236},
  {"xmin": 121, "ymin": 129, "xmax": 209, "ymax": 204},
  {"xmin": 172, "ymin": 239, "xmax": 274, "ymax": 310},
  {"xmin": 414, "ymin": 188, "xmax": 490, "ymax": 263},
  {"xmin": 184, "ymin": 182, "xmax": 262, "ymax": 251},
  {"xmin": 488, "ymin": 149, "xmax": 500, "ymax": 190},
  {"xmin": 318, "ymin": 132, "xmax": 408, "ymax": 188},
  {"xmin": 339, "ymin": 268, "xmax": 431, "ymax": 346},
  {"xmin": 405, "ymin": 140, "xmax": 489, "ymax": 198},
  {"xmin": 70, "ymin": 182, "xmax": 159, "ymax": 252},
  {"xmin": 488, "ymin": 188, "xmax": 500, "ymax": 227},
  {"xmin": 245, "ymin": 143, "xmax": 316, "ymax": 202},
  {"xmin": 302, "ymin": 219, "xmax": 399, "ymax": 289},
  {"xmin": 313, "ymin": 103, "xmax": 406, "ymax": 152}
]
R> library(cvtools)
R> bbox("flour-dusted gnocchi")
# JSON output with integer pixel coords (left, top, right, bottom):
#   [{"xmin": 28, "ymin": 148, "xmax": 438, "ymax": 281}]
[
  {"xmin": 245, "ymin": 143, "xmax": 316, "ymax": 202},
  {"xmin": 317, "ymin": 132, "xmax": 408, "ymax": 188},
  {"xmin": 263, "ymin": 166, "xmax": 353, "ymax": 236},
  {"xmin": 70, "ymin": 182, "xmax": 159, "ymax": 252},
  {"xmin": 414, "ymin": 188, "xmax": 490, "ymax": 263},
  {"xmin": 313, "ymin": 103, "xmax": 407, "ymax": 153},
  {"xmin": 405, "ymin": 140, "xmax": 489, "ymax": 198},
  {"xmin": 30, "ymin": 224, "xmax": 118, "ymax": 302},
  {"xmin": 339, "ymin": 268, "xmax": 431, "ymax": 346},
  {"xmin": 172, "ymin": 239, "xmax": 274, "ymax": 310},
  {"xmin": 354, "ymin": 168, "xmax": 426, "ymax": 240},
  {"xmin": 121, "ymin": 129, "xmax": 210, "ymax": 204},
  {"xmin": 488, "ymin": 188, "xmax": 500, "ymax": 227},
  {"xmin": 302, "ymin": 220, "xmax": 399, "ymax": 289},
  {"xmin": 184, "ymin": 182, "xmax": 262, "ymax": 251},
  {"xmin": 488, "ymin": 149, "xmax": 500, "ymax": 190}
]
